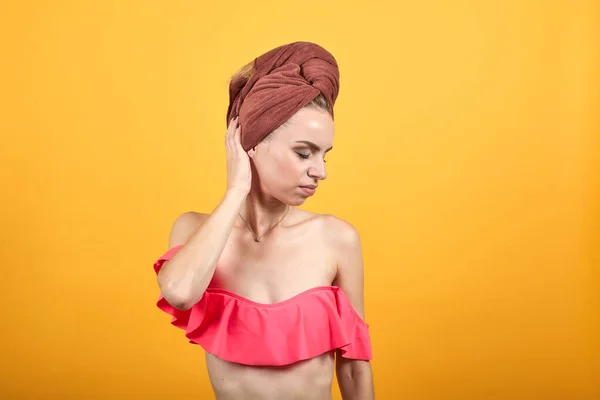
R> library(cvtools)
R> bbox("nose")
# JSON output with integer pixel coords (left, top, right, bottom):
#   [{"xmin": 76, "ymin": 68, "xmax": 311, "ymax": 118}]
[{"xmin": 307, "ymin": 159, "xmax": 327, "ymax": 180}]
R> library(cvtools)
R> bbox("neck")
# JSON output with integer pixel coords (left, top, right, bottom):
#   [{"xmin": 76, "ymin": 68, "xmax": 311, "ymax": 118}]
[{"xmin": 238, "ymin": 187, "xmax": 290, "ymax": 236}]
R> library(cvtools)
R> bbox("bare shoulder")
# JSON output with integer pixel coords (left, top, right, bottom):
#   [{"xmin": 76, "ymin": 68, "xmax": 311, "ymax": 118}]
[
  {"xmin": 168, "ymin": 211, "xmax": 209, "ymax": 248},
  {"xmin": 292, "ymin": 210, "xmax": 362, "ymax": 257},
  {"xmin": 317, "ymin": 214, "xmax": 366, "ymax": 317},
  {"xmin": 319, "ymin": 213, "xmax": 362, "ymax": 248},
  {"xmin": 289, "ymin": 209, "xmax": 357, "ymax": 237}
]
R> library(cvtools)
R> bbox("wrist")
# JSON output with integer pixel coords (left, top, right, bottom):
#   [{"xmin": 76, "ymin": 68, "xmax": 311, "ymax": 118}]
[{"xmin": 224, "ymin": 188, "xmax": 248, "ymax": 204}]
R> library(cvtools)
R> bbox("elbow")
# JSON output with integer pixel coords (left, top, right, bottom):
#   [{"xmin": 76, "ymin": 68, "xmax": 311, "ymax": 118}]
[
  {"xmin": 157, "ymin": 276, "xmax": 195, "ymax": 311},
  {"xmin": 163, "ymin": 293, "xmax": 195, "ymax": 311},
  {"xmin": 162, "ymin": 291, "xmax": 195, "ymax": 311}
]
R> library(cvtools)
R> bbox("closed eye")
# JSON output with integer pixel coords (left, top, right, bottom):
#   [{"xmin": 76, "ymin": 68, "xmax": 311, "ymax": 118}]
[{"xmin": 295, "ymin": 151, "xmax": 327, "ymax": 163}]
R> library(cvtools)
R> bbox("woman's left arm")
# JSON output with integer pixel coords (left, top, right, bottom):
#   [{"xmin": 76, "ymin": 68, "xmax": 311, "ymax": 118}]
[{"xmin": 330, "ymin": 217, "xmax": 375, "ymax": 400}]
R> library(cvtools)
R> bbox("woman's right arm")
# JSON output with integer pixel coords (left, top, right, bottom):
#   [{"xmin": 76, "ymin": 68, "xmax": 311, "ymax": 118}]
[
  {"xmin": 157, "ymin": 116, "xmax": 251, "ymax": 310},
  {"xmin": 156, "ymin": 189, "xmax": 246, "ymax": 310}
]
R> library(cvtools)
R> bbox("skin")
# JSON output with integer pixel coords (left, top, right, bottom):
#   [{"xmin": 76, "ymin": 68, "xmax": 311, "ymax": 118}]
[{"xmin": 158, "ymin": 107, "xmax": 374, "ymax": 399}]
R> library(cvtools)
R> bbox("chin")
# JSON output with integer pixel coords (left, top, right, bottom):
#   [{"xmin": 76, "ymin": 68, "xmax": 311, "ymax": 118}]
[
  {"xmin": 279, "ymin": 194, "xmax": 308, "ymax": 207},
  {"xmin": 289, "ymin": 198, "xmax": 307, "ymax": 206}
]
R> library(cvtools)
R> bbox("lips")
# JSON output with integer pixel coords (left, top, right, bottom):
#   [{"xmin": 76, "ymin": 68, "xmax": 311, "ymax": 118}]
[{"xmin": 300, "ymin": 185, "xmax": 317, "ymax": 196}]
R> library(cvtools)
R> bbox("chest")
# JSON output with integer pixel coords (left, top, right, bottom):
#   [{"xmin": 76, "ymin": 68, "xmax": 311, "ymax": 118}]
[{"xmin": 208, "ymin": 224, "xmax": 337, "ymax": 304}]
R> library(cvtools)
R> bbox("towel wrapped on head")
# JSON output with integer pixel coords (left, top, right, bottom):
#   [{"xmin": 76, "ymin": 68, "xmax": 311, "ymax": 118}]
[{"xmin": 226, "ymin": 41, "xmax": 340, "ymax": 151}]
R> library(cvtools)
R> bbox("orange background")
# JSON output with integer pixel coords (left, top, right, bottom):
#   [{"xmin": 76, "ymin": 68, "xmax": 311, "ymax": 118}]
[{"xmin": 1, "ymin": 1, "xmax": 598, "ymax": 399}]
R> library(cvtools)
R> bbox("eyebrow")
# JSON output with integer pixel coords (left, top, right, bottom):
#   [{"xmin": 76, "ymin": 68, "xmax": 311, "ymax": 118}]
[{"xmin": 294, "ymin": 140, "xmax": 333, "ymax": 153}]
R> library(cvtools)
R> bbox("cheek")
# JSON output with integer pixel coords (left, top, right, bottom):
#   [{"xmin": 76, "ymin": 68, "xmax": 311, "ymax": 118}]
[{"xmin": 266, "ymin": 153, "xmax": 302, "ymax": 180}]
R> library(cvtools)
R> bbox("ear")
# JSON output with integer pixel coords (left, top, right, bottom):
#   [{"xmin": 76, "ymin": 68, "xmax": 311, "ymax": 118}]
[{"xmin": 247, "ymin": 146, "xmax": 257, "ymax": 159}]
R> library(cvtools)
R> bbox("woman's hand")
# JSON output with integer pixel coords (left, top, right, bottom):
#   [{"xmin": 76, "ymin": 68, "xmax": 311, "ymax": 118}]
[{"xmin": 225, "ymin": 117, "xmax": 252, "ymax": 197}]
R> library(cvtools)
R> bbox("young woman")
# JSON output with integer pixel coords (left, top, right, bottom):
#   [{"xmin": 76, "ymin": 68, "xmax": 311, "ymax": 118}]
[{"xmin": 153, "ymin": 41, "xmax": 374, "ymax": 400}]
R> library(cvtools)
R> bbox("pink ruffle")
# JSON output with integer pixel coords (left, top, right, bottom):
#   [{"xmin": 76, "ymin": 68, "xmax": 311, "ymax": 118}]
[{"xmin": 153, "ymin": 246, "xmax": 373, "ymax": 366}]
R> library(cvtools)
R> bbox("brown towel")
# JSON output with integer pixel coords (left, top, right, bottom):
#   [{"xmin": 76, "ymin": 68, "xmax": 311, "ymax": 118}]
[{"xmin": 227, "ymin": 41, "xmax": 340, "ymax": 151}]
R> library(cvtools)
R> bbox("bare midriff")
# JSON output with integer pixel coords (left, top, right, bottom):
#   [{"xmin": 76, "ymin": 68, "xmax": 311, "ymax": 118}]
[{"xmin": 206, "ymin": 351, "xmax": 335, "ymax": 400}]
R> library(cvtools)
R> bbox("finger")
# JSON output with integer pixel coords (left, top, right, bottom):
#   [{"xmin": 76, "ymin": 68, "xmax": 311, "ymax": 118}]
[
  {"xmin": 227, "ymin": 116, "xmax": 238, "ymax": 135},
  {"xmin": 225, "ymin": 123, "xmax": 231, "ymax": 150},
  {"xmin": 225, "ymin": 117, "xmax": 238, "ymax": 149},
  {"xmin": 226, "ymin": 117, "xmax": 235, "ymax": 139},
  {"xmin": 233, "ymin": 122, "xmax": 242, "ymax": 148}
]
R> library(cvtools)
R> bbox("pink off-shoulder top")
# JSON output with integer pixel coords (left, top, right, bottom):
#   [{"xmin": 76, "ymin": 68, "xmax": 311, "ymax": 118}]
[{"xmin": 153, "ymin": 245, "xmax": 373, "ymax": 366}]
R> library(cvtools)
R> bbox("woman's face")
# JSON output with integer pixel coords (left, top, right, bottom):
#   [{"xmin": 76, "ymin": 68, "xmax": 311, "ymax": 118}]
[{"xmin": 248, "ymin": 107, "xmax": 335, "ymax": 206}]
